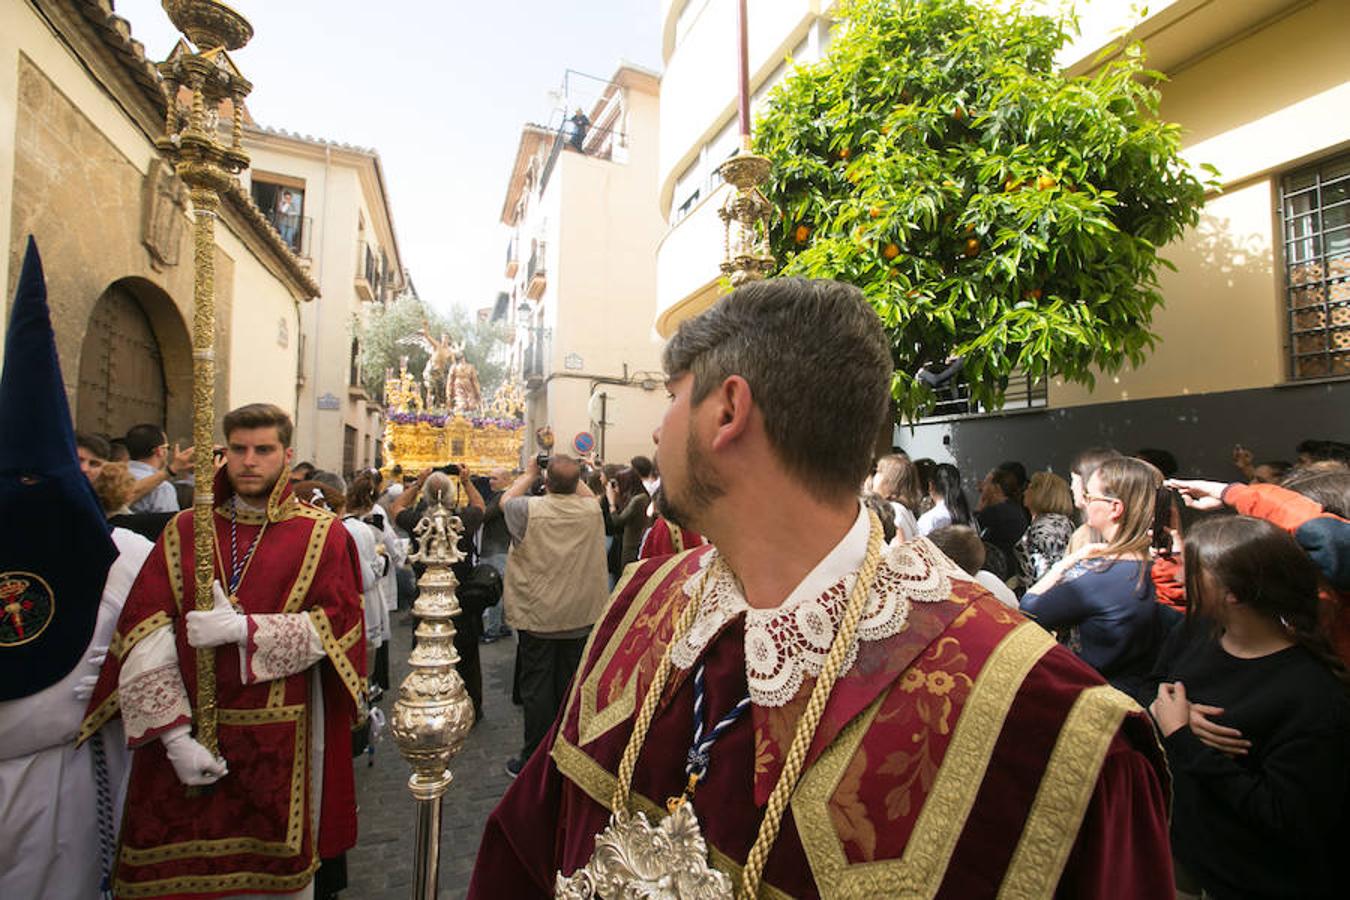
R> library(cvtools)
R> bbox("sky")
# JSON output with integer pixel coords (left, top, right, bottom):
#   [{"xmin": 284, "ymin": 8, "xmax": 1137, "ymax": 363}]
[{"xmin": 112, "ymin": 0, "xmax": 664, "ymax": 314}]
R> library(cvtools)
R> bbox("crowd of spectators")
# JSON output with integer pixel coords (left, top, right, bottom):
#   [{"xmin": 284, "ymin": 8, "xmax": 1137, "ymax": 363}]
[
  {"xmin": 862, "ymin": 436, "xmax": 1350, "ymax": 900},
  {"xmin": 75, "ymin": 415, "xmax": 1350, "ymax": 898}
]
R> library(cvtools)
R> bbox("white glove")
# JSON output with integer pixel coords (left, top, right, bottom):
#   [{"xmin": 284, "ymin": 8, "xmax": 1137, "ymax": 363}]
[
  {"xmin": 73, "ymin": 674, "xmax": 99, "ymax": 702},
  {"xmin": 186, "ymin": 581, "xmax": 248, "ymax": 648},
  {"xmin": 74, "ymin": 643, "xmax": 110, "ymax": 701},
  {"xmin": 161, "ymin": 724, "xmax": 228, "ymax": 786}
]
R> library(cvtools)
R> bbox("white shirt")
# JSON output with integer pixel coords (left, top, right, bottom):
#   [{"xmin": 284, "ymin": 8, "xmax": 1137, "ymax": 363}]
[
  {"xmin": 916, "ymin": 500, "xmax": 952, "ymax": 536},
  {"xmin": 887, "ymin": 500, "xmax": 919, "ymax": 542},
  {"xmin": 975, "ymin": 569, "xmax": 1019, "ymax": 609}
]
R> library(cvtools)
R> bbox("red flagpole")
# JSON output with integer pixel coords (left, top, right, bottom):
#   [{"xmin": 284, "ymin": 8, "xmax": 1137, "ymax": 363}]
[{"xmin": 737, "ymin": 0, "xmax": 751, "ymax": 150}]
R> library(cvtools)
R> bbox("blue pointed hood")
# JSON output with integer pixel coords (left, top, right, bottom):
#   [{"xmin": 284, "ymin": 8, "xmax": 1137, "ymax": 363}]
[{"xmin": 0, "ymin": 237, "xmax": 117, "ymax": 700}]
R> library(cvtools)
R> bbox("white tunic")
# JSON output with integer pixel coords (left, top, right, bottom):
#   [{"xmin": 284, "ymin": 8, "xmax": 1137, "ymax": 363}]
[{"xmin": 0, "ymin": 527, "xmax": 152, "ymax": 899}]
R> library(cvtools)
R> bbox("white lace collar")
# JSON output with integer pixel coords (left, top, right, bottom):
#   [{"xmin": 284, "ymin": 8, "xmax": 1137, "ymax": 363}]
[{"xmin": 670, "ymin": 506, "xmax": 962, "ymax": 707}]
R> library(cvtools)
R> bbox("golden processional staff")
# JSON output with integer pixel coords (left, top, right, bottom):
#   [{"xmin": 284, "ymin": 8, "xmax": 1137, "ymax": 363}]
[{"xmin": 154, "ymin": 0, "xmax": 255, "ymax": 757}]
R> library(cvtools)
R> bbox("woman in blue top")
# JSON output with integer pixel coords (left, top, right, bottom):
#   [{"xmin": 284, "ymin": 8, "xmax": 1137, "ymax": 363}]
[{"xmin": 1021, "ymin": 457, "xmax": 1165, "ymax": 694}]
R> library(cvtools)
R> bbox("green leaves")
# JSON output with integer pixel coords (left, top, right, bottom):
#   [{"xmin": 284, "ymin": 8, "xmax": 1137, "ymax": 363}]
[
  {"xmin": 754, "ymin": 0, "xmax": 1208, "ymax": 420},
  {"xmin": 355, "ymin": 295, "xmax": 511, "ymax": 403}
]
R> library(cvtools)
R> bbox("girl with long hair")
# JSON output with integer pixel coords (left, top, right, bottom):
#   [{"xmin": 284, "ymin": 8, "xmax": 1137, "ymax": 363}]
[
  {"xmin": 1020, "ymin": 457, "xmax": 1166, "ymax": 693},
  {"xmin": 870, "ymin": 454, "xmax": 922, "ymax": 540},
  {"xmin": 604, "ymin": 466, "xmax": 651, "ymax": 571},
  {"xmin": 917, "ymin": 462, "xmax": 973, "ymax": 535},
  {"xmin": 1148, "ymin": 516, "xmax": 1350, "ymax": 899}
]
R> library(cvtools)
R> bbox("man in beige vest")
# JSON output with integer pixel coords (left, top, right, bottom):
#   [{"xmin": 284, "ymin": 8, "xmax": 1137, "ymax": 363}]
[{"xmin": 500, "ymin": 454, "xmax": 609, "ymax": 777}]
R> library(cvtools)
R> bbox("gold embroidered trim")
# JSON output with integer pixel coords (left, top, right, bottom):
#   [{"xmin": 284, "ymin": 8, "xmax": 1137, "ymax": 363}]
[
  {"xmin": 114, "ymin": 857, "xmax": 319, "ymax": 898},
  {"xmin": 337, "ymin": 619, "xmax": 363, "ymax": 652},
  {"xmin": 577, "ymin": 552, "xmax": 692, "ymax": 746},
  {"xmin": 163, "ymin": 513, "xmax": 185, "ymax": 613},
  {"xmin": 76, "ymin": 693, "xmax": 120, "ymax": 746},
  {"xmin": 997, "ymin": 684, "xmax": 1137, "ymax": 900},
  {"xmin": 283, "ymin": 517, "xmax": 333, "ymax": 614},
  {"xmin": 552, "ymin": 734, "xmax": 792, "ymax": 900},
  {"xmin": 310, "ymin": 608, "xmax": 364, "ymax": 707},
  {"xmin": 218, "ymin": 702, "xmax": 305, "ymax": 725},
  {"xmin": 560, "ymin": 558, "xmax": 647, "ymax": 725},
  {"xmin": 267, "ymin": 677, "xmax": 287, "ymax": 708},
  {"xmin": 118, "ymin": 702, "xmax": 308, "ymax": 865},
  {"xmin": 110, "ymin": 611, "xmax": 173, "ymax": 662},
  {"xmin": 792, "ymin": 621, "xmax": 1055, "ymax": 898}
]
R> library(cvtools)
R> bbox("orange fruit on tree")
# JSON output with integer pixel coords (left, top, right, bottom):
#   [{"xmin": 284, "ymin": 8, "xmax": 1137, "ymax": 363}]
[
  {"xmin": 952, "ymin": 107, "xmax": 966, "ymax": 123},
  {"xmin": 1037, "ymin": 175, "xmax": 1057, "ymax": 191},
  {"xmin": 839, "ymin": 147, "xmax": 851, "ymax": 160},
  {"xmin": 883, "ymin": 243, "xmax": 901, "ymax": 260},
  {"xmin": 794, "ymin": 224, "xmax": 811, "ymax": 244},
  {"xmin": 1024, "ymin": 287, "xmax": 1043, "ymax": 300},
  {"xmin": 964, "ymin": 222, "xmax": 976, "ymax": 233},
  {"xmin": 964, "ymin": 238, "xmax": 980, "ymax": 257},
  {"xmin": 869, "ymin": 206, "xmax": 883, "ymax": 219}
]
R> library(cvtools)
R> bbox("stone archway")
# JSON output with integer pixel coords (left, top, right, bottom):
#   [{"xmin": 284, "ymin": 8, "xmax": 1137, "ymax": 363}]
[{"xmin": 75, "ymin": 278, "xmax": 191, "ymax": 441}]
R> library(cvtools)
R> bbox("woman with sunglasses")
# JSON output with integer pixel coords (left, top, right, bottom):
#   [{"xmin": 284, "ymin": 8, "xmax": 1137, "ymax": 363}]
[{"xmin": 1020, "ymin": 457, "xmax": 1166, "ymax": 694}]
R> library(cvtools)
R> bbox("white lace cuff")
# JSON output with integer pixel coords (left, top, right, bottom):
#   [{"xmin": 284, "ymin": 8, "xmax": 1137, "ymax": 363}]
[
  {"xmin": 241, "ymin": 614, "xmax": 325, "ymax": 683},
  {"xmin": 120, "ymin": 625, "xmax": 191, "ymax": 746}
]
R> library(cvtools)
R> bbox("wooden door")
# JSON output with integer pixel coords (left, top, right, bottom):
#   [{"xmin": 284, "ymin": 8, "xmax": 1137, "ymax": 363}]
[{"xmin": 76, "ymin": 283, "xmax": 167, "ymax": 437}]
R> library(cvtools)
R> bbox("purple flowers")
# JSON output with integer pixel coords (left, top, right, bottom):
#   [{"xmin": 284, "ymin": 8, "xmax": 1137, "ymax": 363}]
[{"xmin": 385, "ymin": 411, "xmax": 523, "ymax": 430}]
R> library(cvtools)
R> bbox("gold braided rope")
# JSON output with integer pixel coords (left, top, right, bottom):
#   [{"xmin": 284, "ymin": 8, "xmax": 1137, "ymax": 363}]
[{"xmin": 609, "ymin": 511, "xmax": 885, "ymax": 899}]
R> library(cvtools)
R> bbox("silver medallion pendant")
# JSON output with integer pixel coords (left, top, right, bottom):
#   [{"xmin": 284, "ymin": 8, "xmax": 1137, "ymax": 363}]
[{"xmin": 555, "ymin": 802, "xmax": 735, "ymax": 899}]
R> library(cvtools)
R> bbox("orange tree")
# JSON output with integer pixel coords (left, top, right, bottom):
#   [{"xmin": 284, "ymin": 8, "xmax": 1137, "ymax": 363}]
[{"xmin": 753, "ymin": 0, "xmax": 1213, "ymax": 419}]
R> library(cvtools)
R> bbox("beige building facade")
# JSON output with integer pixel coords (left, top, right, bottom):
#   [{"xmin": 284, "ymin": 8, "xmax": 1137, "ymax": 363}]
[
  {"xmin": 240, "ymin": 129, "xmax": 405, "ymax": 476},
  {"xmin": 500, "ymin": 64, "xmax": 669, "ymax": 465},
  {"xmin": 658, "ymin": 0, "xmax": 1349, "ymax": 477},
  {"xmin": 1, "ymin": 0, "xmax": 317, "ymax": 445}
]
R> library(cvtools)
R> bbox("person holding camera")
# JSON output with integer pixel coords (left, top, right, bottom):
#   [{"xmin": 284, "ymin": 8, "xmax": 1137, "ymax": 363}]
[{"xmin": 497, "ymin": 453, "xmax": 608, "ymax": 777}]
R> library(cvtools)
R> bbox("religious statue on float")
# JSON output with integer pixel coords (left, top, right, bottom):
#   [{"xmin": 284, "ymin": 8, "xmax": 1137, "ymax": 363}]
[
  {"xmin": 446, "ymin": 344, "xmax": 482, "ymax": 416},
  {"xmin": 399, "ymin": 324, "xmax": 456, "ymax": 409}
]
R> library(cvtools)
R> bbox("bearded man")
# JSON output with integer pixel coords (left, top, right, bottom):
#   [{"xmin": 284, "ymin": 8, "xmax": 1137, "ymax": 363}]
[
  {"xmin": 80, "ymin": 403, "xmax": 366, "ymax": 898},
  {"xmin": 468, "ymin": 278, "xmax": 1172, "ymax": 898}
]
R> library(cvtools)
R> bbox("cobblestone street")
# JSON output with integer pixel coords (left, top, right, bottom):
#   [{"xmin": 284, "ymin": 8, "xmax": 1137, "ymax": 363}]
[{"xmin": 347, "ymin": 615, "xmax": 523, "ymax": 899}]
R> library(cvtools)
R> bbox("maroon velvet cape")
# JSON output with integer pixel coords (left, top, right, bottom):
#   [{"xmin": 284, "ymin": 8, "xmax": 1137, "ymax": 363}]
[{"xmin": 469, "ymin": 546, "xmax": 1173, "ymax": 898}]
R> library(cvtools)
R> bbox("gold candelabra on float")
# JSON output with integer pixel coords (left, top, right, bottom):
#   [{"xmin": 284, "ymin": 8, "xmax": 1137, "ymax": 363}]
[
  {"xmin": 155, "ymin": 0, "xmax": 254, "ymax": 757},
  {"xmin": 390, "ymin": 473, "xmax": 476, "ymax": 899}
]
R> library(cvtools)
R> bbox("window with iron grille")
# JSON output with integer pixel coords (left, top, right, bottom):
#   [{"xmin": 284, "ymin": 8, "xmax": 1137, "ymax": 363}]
[{"xmin": 1282, "ymin": 154, "xmax": 1350, "ymax": 380}]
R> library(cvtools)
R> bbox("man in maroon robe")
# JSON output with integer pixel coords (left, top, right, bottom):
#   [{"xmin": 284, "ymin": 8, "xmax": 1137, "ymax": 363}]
[
  {"xmin": 469, "ymin": 278, "xmax": 1173, "ymax": 898},
  {"xmin": 80, "ymin": 403, "xmax": 366, "ymax": 898}
]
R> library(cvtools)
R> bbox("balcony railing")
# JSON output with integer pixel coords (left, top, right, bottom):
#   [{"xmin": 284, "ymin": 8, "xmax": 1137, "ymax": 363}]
[
  {"xmin": 355, "ymin": 241, "xmax": 379, "ymax": 301},
  {"xmin": 923, "ymin": 370, "xmax": 1048, "ymax": 421},
  {"xmin": 526, "ymin": 242, "xmax": 547, "ymax": 300},
  {"xmin": 505, "ymin": 237, "xmax": 519, "ymax": 278}
]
